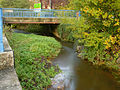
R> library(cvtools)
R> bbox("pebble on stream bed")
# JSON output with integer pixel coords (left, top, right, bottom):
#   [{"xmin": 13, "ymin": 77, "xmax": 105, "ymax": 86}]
[{"xmin": 50, "ymin": 72, "xmax": 71, "ymax": 89}]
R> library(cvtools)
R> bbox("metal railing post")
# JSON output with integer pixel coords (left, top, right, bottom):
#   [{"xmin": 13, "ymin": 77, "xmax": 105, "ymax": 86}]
[
  {"xmin": 79, "ymin": 11, "xmax": 81, "ymax": 17},
  {"xmin": 0, "ymin": 8, "xmax": 4, "ymax": 52}
]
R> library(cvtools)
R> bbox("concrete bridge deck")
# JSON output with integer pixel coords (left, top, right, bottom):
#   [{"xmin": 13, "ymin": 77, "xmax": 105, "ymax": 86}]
[{"xmin": 3, "ymin": 17, "xmax": 60, "ymax": 24}]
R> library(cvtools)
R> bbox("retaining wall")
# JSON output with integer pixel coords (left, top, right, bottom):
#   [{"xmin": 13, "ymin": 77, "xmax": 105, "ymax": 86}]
[{"xmin": 0, "ymin": 35, "xmax": 14, "ymax": 70}]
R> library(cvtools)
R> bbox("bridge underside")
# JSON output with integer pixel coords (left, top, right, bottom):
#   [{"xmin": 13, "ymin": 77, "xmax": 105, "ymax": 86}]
[{"xmin": 3, "ymin": 17, "xmax": 60, "ymax": 24}]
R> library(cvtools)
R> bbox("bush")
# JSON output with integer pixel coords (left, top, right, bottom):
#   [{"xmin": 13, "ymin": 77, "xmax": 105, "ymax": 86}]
[
  {"xmin": 6, "ymin": 32, "xmax": 62, "ymax": 89},
  {"xmin": 62, "ymin": 0, "xmax": 120, "ymax": 70},
  {"xmin": 0, "ymin": 0, "xmax": 31, "ymax": 8},
  {"xmin": 57, "ymin": 24, "xmax": 76, "ymax": 42}
]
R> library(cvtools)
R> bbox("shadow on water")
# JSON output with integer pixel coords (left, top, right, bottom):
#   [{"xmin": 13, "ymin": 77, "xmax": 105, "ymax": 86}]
[
  {"xmin": 12, "ymin": 29, "xmax": 31, "ymax": 34},
  {"xmin": 52, "ymin": 41, "xmax": 120, "ymax": 90},
  {"xmin": 12, "ymin": 29, "xmax": 55, "ymax": 37},
  {"xmin": 12, "ymin": 29, "xmax": 120, "ymax": 90}
]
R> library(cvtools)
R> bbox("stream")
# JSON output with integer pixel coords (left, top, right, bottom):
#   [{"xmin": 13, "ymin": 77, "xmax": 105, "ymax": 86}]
[
  {"xmin": 13, "ymin": 29, "xmax": 120, "ymax": 90},
  {"xmin": 50, "ymin": 41, "xmax": 120, "ymax": 90}
]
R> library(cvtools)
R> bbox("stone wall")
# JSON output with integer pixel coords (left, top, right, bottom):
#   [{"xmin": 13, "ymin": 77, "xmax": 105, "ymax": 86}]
[
  {"xmin": 0, "ymin": 35, "xmax": 22, "ymax": 90},
  {"xmin": 0, "ymin": 36, "xmax": 14, "ymax": 70}
]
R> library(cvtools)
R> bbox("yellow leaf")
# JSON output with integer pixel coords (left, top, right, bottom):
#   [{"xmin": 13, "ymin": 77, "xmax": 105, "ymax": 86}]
[
  {"xmin": 102, "ymin": 13, "xmax": 108, "ymax": 19},
  {"xmin": 98, "ymin": 8, "xmax": 101, "ymax": 12},
  {"xmin": 114, "ymin": 21, "xmax": 119, "ymax": 26},
  {"xmin": 108, "ymin": 15, "xmax": 114, "ymax": 20},
  {"xmin": 102, "ymin": 20, "xmax": 111, "ymax": 27},
  {"xmin": 117, "ymin": 42, "xmax": 120, "ymax": 45},
  {"xmin": 83, "ymin": 32, "xmax": 89, "ymax": 36},
  {"xmin": 105, "ymin": 46, "xmax": 109, "ymax": 49},
  {"xmin": 99, "ymin": 0, "xmax": 103, "ymax": 3},
  {"xmin": 104, "ymin": 40, "xmax": 108, "ymax": 45},
  {"xmin": 117, "ymin": 28, "xmax": 120, "ymax": 31},
  {"xmin": 115, "ymin": 19, "xmax": 119, "ymax": 22},
  {"xmin": 110, "ymin": 35, "xmax": 112, "ymax": 40}
]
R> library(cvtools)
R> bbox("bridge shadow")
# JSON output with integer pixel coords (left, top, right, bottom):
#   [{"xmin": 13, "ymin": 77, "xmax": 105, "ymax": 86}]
[{"xmin": 7, "ymin": 24, "xmax": 60, "ymax": 38}]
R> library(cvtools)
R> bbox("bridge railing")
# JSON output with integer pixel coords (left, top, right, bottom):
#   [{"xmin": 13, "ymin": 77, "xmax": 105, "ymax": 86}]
[{"xmin": 3, "ymin": 8, "xmax": 79, "ymax": 18}]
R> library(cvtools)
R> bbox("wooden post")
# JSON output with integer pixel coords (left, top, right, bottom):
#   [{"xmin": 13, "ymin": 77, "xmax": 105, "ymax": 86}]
[{"xmin": 0, "ymin": 8, "xmax": 4, "ymax": 52}]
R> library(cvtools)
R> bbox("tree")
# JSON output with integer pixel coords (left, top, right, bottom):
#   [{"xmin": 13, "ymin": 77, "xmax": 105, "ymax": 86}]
[
  {"xmin": 52, "ymin": 0, "xmax": 68, "ymax": 9},
  {"xmin": 0, "ymin": 0, "xmax": 31, "ymax": 8},
  {"xmin": 62, "ymin": 0, "xmax": 120, "ymax": 69}
]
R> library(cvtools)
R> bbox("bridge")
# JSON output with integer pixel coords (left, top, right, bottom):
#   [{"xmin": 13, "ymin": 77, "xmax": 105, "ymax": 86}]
[
  {"xmin": 0, "ymin": 8, "xmax": 81, "ymax": 52},
  {"xmin": 3, "ymin": 8, "xmax": 80, "ymax": 24}
]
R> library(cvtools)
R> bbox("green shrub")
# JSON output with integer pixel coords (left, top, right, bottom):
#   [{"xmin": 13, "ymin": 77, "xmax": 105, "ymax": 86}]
[
  {"xmin": 25, "ymin": 24, "xmax": 49, "ymax": 34},
  {"xmin": 6, "ymin": 32, "xmax": 61, "ymax": 89},
  {"xmin": 57, "ymin": 24, "xmax": 75, "ymax": 42}
]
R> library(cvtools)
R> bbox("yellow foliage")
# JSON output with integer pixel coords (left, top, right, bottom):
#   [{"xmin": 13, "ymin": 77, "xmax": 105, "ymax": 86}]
[
  {"xmin": 104, "ymin": 40, "xmax": 108, "ymax": 45},
  {"xmin": 109, "ymin": 14, "xmax": 113, "ymax": 18},
  {"xmin": 114, "ymin": 21, "xmax": 119, "ymax": 26},
  {"xmin": 117, "ymin": 41, "xmax": 120, "ymax": 45},
  {"xmin": 83, "ymin": 32, "xmax": 89, "ymax": 36},
  {"xmin": 98, "ymin": 8, "xmax": 101, "ymax": 12},
  {"xmin": 105, "ymin": 45, "xmax": 110, "ymax": 49},
  {"xmin": 99, "ymin": 0, "xmax": 103, "ymax": 3},
  {"xmin": 102, "ymin": 12, "xmax": 108, "ymax": 19},
  {"xmin": 115, "ymin": 19, "xmax": 119, "ymax": 22},
  {"xmin": 102, "ymin": 20, "xmax": 111, "ymax": 27},
  {"xmin": 104, "ymin": 39, "xmax": 111, "ymax": 49},
  {"xmin": 117, "ymin": 28, "xmax": 120, "ymax": 32},
  {"xmin": 108, "ymin": 14, "xmax": 114, "ymax": 20},
  {"xmin": 109, "ymin": 36, "xmax": 114, "ymax": 41},
  {"xmin": 104, "ymin": 35, "xmax": 117, "ymax": 49}
]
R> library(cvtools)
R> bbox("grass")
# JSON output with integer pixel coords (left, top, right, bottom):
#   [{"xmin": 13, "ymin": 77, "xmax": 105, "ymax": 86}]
[{"xmin": 6, "ymin": 31, "xmax": 62, "ymax": 89}]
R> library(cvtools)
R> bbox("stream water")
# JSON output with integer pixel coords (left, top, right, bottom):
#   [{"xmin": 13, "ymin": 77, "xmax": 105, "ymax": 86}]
[
  {"xmin": 13, "ymin": 29, "xmax": 120, "ymax": 90},
  {"xmin": 51, "ymin": 41, "xmax": 120, "ymax": 90}
]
